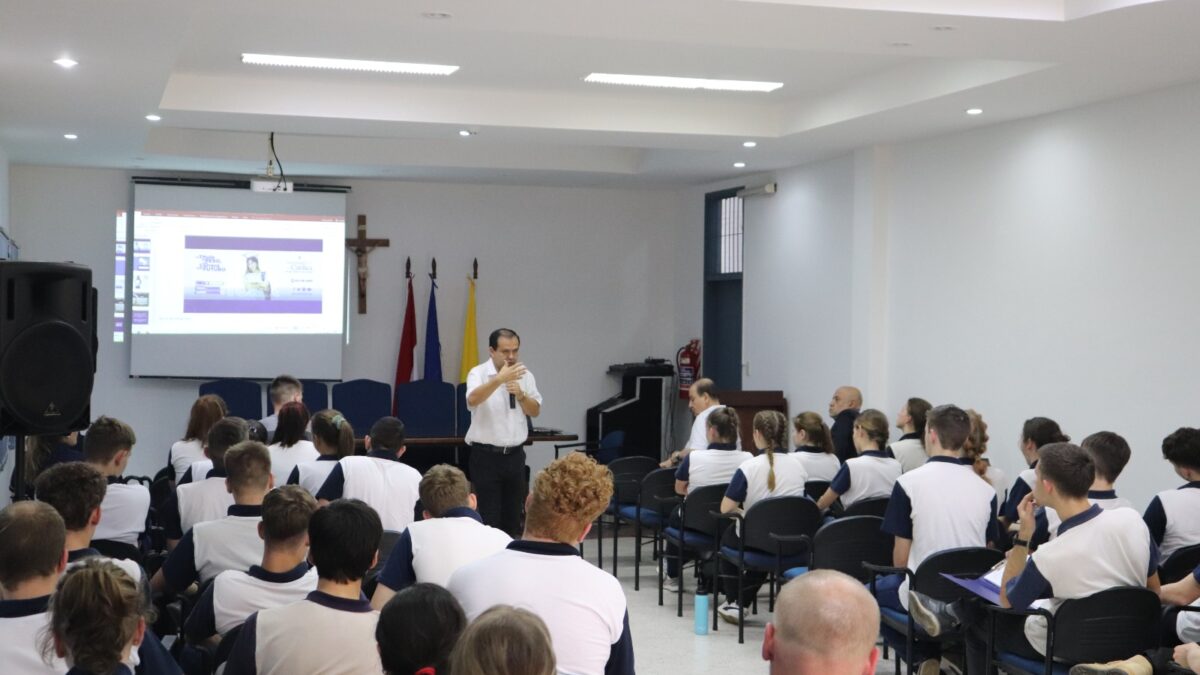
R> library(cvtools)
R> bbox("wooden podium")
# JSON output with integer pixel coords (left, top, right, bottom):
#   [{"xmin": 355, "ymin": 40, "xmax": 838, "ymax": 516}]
[{"xmin": 718, "ymin": 390, "xmax": 788, "ymax": 452}]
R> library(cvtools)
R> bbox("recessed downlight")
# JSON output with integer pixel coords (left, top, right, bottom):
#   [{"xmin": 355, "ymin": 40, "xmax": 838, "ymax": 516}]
[
  {"xmin": 733, "ymin": 162, "xmax": 746, "ymax": 169},
  {"xmin": 63, "ymin": 133, "xmax": 78, "ymax": 140},
  {"xmin": 54, "ymin": 57, "xmax": 78, "ymax": 69},
  {"xmin": 966, "ymin": 108, "xmax": 984, "ymax": 116},
  {"xmin": 742, "ymin": 141, "xmax": 757, "ymax": 148},
  {"xmin": 458, "ymin": 129, "xmax": 476, "ymax": 137},
  {"xmin": 145, "ymin": 114, "xmax": 162, "ymax": 122}
]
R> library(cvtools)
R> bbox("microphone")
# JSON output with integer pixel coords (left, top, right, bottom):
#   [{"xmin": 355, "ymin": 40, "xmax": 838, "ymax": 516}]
[{"xmin": 509, "ymin": 393, "xmax": 517, "ymax": 409}]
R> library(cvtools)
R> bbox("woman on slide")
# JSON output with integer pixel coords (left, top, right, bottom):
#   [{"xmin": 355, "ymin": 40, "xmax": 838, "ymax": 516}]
[
  {"xmin": 288, "ymin": 409, "xmax": 355, "ymax": 496},
  {"xmin": 268, "ymin": 401, "xmax": 319, "ymax": 486},
  {"xmin": 243, "ymin": 256, "xmax": 271, "ymax": 300},
  {"xmin": 168, "ymin": 395, "xmax": 227, "ymax": 483},
  {"xmin": 791, "ymin": 411, "xmax": 841, "ymax": 483}
]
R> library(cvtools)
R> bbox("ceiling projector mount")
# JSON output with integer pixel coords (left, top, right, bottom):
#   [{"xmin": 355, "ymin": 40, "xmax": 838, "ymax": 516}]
[{"xmin": 252, "ymin": 132, "xmax": 293, "ymax": 193}]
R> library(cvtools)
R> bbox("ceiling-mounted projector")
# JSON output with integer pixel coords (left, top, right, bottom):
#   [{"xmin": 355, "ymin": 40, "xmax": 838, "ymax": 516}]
[{"xmin": 251, "ymin": 177, "xmax": 293, "ymax": 193}]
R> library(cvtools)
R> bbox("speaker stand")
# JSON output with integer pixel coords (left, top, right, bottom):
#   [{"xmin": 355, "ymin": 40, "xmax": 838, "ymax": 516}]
[{"xmin": 11, "ymin": 435, "xmax": 25, "ymax": 501}]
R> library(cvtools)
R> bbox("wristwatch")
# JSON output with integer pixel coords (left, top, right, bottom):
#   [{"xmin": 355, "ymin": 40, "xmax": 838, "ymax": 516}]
[{"xmin": 1012, "ymin": 537, "xmax": 1031, "ymax": 548}]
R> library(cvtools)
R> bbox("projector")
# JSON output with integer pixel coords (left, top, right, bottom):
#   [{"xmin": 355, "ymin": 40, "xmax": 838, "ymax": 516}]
[{"xmin": 251, "ymin": 178, "xmax": 293, "ymax": 193}]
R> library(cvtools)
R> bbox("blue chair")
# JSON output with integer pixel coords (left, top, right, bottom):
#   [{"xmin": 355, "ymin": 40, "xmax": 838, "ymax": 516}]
[
  {"xmin": 455, "ymin": 382, "xmax": 471, "ymax": 436},
  {"xmin": 582, "ymin": 455, "xmax": 658, "ymax": 575},
  {"xmin": 199, "ymin": 379, "xmax": 262, "ymax": 421},
  {"xmin": 553, "ymin": 430, "xmax": 626, "ymax": 463},
  {"xmin": 662, "ymin": 483, "xmax": 730, "ymax": 617},
  {"xmin": 394, "ymin": 380, "xmax": 456, "ymax": 437},
  {"xmin": 616, "ymin": 468, "xmax": 677, "ymax": 592},
  {"xmin": 331, "ymin": 379, "xmax": 392, "ymax": 438},
  {"xmin": 783, "ymin": 515, "xmax": 891, "ymax": 584}
]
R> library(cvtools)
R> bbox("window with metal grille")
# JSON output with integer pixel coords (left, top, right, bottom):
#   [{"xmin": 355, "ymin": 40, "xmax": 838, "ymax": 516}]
[{"xmin": 717, "ymin": 195, "xmax": 743, "ymax": 275}]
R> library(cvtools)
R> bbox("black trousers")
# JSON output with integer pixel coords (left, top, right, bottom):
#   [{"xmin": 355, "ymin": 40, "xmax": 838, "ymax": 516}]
[
  {"xmin": 469, "ymin": 445, "xmax": 526, "ymax": 538},
  {"xmin": 719, "ymin": 528, "xmax": 769, "ymax": 607}
]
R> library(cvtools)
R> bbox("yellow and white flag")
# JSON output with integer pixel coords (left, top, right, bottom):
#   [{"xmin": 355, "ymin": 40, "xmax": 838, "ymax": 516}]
[{"xmin": 458, "ymin": 277, "xmax": 478, "ymax": 383}]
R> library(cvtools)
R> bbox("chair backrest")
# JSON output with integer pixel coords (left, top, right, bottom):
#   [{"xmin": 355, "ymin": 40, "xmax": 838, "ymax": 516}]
[
  {"xmin": 394, "ymin": 380, "xmax": 456, "ymax": 437},
  {"xmin": 149, "ymin": 476, "xmax": 173, "ymax": 514},
  {"xmin": 455, "ymin": 382, "xmax": 471, "ymax": 436},
  {"xmin": 373, "ymin": 530, "xmax": 403, "ymax": 574},
  {"xmin": 1161, "ymin": 543, "xmax": 1200, "ymax": 584},
  {"xmin": 1051, "ymin": 587, "xmax": 1161, "ymax": 663},
  {"xmin": 214, "ymin": 622, "xmax": 244, "ymax": 667},
  {"xmin": 593, "ymin": 430, "xmax": 627, "ymax": 465},
  {"xmin": 741, "ymin": 496, "xmax": 823, "ymax": 558},
  {"xmin": 804, "ymin": 480, "xmax": 830, "ymax": 501},
  {"xmin": 680, "ymin": 483, "xmax": 730, "ymax": 536},
  {"xmin": 811, "ymin": 516, "xmax": 892, "ymax": 583},
  {"xmin": 639, "ymin": 468, "xmax": 679, "ymax": 517},
  {"xmin": 331, "ymin": 379, "xmax": 393, "ymax": 437},
  {"xmin": 842, "ymin": 497, "xmax": 889, "ymax": 518},
  {"xmin": 609, "ymin": 456, "xmax": 659, "ymax": 504},
  {"xmin": 199, "ymin": 379, "xmax": 263, "ymax": 421},
  {"xmin": 912, "ymin": 547, "xmax": 1004, "ymax": 602},
  {"xmin": 90, "ymin": 539, "xmax": 144, "ymax": 564}
]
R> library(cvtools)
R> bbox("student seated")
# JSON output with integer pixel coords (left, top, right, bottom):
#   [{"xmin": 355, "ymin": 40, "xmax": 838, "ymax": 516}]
[
  {"xmin": 316, "ymin": 416, "xmax": 422, "ymax": 533},
  {"xmin": 0, "ymin": 502, "xmax": 176, "ymax": 675},
  {"xmin": 10, "ymin": 432, "xmax": 81, "ymax": 500},
  {"xmin": 943, "ymin": 442, "xmax": 1159, "ymax": 674},
  {"xmin": 168, "ymin": 417, "xmax": 248, "ymax": 542},
  {"xmin": 666, "ymin": 406, "xmax": 752, "ymax": 590},
  {"xmin": 1033, "ymin": 430, "xmax": 1134, "ymax": 544},
  {"xmin": 716, "ymin": 410, "xmax": 808, "ymax": 622},
  {"xmin": 890, "ymin": 397, "xmax": 932, "ymax": 474},
  {"xmin": 45, "ymin": 558, "xmax": 160, "ymax": 675},
  {"xmin": 661, "ymin": 378, "xmax": 740, "ymax": 468},
  {"xmin": 791, "ymin": 412, "xmax": 841, "ymax": 483},
  {"xmin": 763, "ymin": 570, "xmax": 881, "ymax": 675},
  {"xmin": 152, "ymin": 441, "xmax": 273, "ymax": 595},
  {"xmin": 376, "ymin": 584, "xmax": 467, "ymax": 675},
  {"xmin": 267, "ymin": 402, "xmax": 318, "ymax": 487},
  {"xmin": 449, "ymin": 605, "xmax": 557, "ymax": 675},
  {"xmin": 370, "ymin": 464, "xmax": 510, "ymax": 610},
  {"xmin": 86, "ymin": 416, "xmax": 151, "ymax": 551},
  {"xmin": 170, "ymin": 395, "xmax": 228, "ymax": 483},
  {"xmin": 260, "ymin": 375, "xmax": 303, "ymax": 440},
  {"xmin": 965, "ymin": 409, "xmax": 1007, "ymax": 501},
  {"xmin": 35, "ymin": 463, "xmax": 145, "ymax": 587},
  {"xmin": 447, "ymin": 453, "xmax": 633, "ymax": 675},
  {"xmin": 1144, "ymin": 427, "xmax": 1200, "ymax": 565},
  {"xmin": 1000, "ymin": 416, "xmax": 1069, "ymax": 527},
  {"xmin": 874, "ymin": 404, "xmax": 998, "ymax": 675},
  {"xmin": 287, "ymin": 409, "xmax": 355, "ymax": 495},
  {"xmin": 224, "ymin": 498, "xmax": 384, "ymax": 675},
  {"xmin": 816, "ymin": 409, "xmax": 900, "ymax": 512},
  {"xmin": 185, "ymin": 485, "xmax": 319, "ymax": 648}
]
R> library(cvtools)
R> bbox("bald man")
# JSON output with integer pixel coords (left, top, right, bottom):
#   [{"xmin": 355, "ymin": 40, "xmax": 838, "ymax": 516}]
[
  {"xmin": 829, "ymin": 386, "xmax": 863, "ymax": 463},
  {"xmin": 764, "ymin": 570, "xmax": 881, "ymax": 675}
]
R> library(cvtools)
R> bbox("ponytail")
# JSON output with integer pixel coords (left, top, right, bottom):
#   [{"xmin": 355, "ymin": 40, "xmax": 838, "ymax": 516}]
[
  {"xmin": 754, "ymin": 410, "xmax": 788, "ymax": 493},
  {"xmin": 793, "ymin": 412, "xmax": 835, "ymax": 455},
  {"xmin": 312, "ymin": 409, "xmax": 356, "ymax": 459},
  {"xmin": 964, "ymin": 409, "xmax": 990, "ymax": 479},
  {"xmin": 706, "ymin": 407, "xmax": 740, "ymax": 444}
]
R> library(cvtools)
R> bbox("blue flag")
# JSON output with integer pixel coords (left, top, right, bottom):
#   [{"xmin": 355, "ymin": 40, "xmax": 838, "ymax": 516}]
[{"xmin": 423, "ymin": 280, "xmax": 443, "ymax": 381}]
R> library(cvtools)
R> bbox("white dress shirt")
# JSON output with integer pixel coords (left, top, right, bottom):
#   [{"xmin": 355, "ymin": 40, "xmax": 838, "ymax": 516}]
[{"xmin": 464, "ymin": 359, "xmax": 543, "ymax": 448}]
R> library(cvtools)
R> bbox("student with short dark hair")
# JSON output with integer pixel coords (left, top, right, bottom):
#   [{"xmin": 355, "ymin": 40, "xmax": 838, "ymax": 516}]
[
  {"xmin": 151, "ymin": 442, "xmax": 273, "ymax": 595},
  {"xmin": 449, "ymin": 605, "xmax": 557, "ymax": 675},
  {"xmin": 84, "ymin": 416, "xmax": 151, "ymax": 552},
  {"xmin": 168, "ymin": 417, "xmax": 249, "ymax": 542},
  {"xmin": 260, "ymin": 375, "xmax": 303, "ymax": 439},
  {"xmin": 816, "ymin": 409, "xmax": 901, "ymax": 512},
  {"xmin": 1032, "ymin": 430, "xmax": 1135, "ymax": 544},
  {"xmin": 185, "ymin": 486, "xmax": 319, "ymax": 650},
  {"xmin": 1000, "ymin": 416, "xmax": 1069, "ymax": 526},
  {"xmin": 376, "ymin": 584, "xmax": 467, "ymax": 675},
  {"xmin": 791, "ymin": 411, "xmax": 840, "ymax": 482},
  {"xmin": 1144, "ymin": 427, "xmax": 1200, "ymax": 565},
  {"xmin": 448, "ymin": 453, "xmax": 633, "ymax": 675},
  {"xmin": 288, "ymin": 409, "xmax": 355, "ymax": 495},
  {"xmin": 370, "ymin": 464, "xmax": 510, "ymax": 610},
  {"xmin": 890, "ymin": 397, "xmax": 932, "ymax": 473},
  {"xmin": 267, "ymin": 402, "xmax": 318, "ymax": 486},
  {"xmin": 316, "ymin": 416, "xmax": 422, "ymax": 532},
  {"xmin": 170, "ymin": 394, "xmax": 228, "ymax": 483},
  {"xmin": 224, "ymin": 499, "xmax": 384, "ymax": 675}
]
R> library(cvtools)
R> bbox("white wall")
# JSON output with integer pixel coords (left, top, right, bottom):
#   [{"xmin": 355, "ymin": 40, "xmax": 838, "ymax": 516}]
[
  {"xmin": 4, "ymin": 166, "xmax": 684, "ymax": 485},
  {"xmin": 0, "ymin": 144, "xmax": 9, "ymax": 234}
]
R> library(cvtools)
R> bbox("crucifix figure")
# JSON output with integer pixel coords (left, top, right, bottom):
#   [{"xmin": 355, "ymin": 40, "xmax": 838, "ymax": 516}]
[{"xmin": 345, "ymin": 214, "xmax": 390, "ymax": 314}]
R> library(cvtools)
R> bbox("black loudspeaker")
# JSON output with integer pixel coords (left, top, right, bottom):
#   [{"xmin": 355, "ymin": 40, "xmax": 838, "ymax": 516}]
[{"xmin": 0, "ymin": 262, "xmax": 97, "ymax": 436}]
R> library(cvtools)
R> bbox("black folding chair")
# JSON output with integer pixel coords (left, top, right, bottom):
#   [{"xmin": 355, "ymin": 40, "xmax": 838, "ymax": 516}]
[
  {"xmin": 782, "ymin": 515, "xmax": 892, "ymax": 583},
  {"xmin": 804, "ymin": 480, "xmax": 830, "ymax": 501},
  {"xmin": 713, "ymin": 496, "xmax": 822, "ymax": 643},
  {"xmin": 843, "ymin": 497, "xmax": 890, "ymax": 518},
  {"xmin": 554, "ymin": 430, "xmax": 625, "ymax": 462},
  {"xmin": 1161, "ymin": 543, "xmax": 1200, "ymax": 584},
  {"xmin": 985, "ymin": 586, "xmax": 1160, "ymax": 675},
  {"xmin": 661, "ymin": 483, "xmax": 729, "ymax": 616},
  {"xmin": 614, "ymin": 468, "xmax": 677, "ymax": 592},
  {"xmin": 865, "ymin": 547, "xmax": 1003, "ymax": 675},
  {"xmin": 91, "ymin": 538, "xmax": 144, "ymax": 564},
  {"xmin": 589, "ymin": 456, "xmax": 660, "ymax": 576}
]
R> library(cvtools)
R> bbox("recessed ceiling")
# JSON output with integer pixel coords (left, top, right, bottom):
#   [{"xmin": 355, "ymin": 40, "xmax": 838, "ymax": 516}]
[{"xmin": 1, "ymin": 0, "xmax": 1198, "ymax": 186}]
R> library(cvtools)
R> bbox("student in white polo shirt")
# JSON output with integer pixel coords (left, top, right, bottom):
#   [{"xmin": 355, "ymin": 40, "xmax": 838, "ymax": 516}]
[
  {"xmin": 1000, "ymin": 416, "xmax": 1069, "ymax": 528},
  {"xmin": 661, "ymin": 378, "xmax": 741, "ymax": 468},
  {"xmin": 287, "ymin": 409, "xmax": 355, "ymax": 495},
  {"xmin": 224, "ymin": 498, "xmax": 384, "ymax": 675},
  {"xmin": 267, "ymin": 402, "xmax": 319, "ymax": 487},
  {"xmin": 875, "ymin": 404, "xmax": 998, "ymax": 675},
  {"xmin": 1031, "ymin": 430, "xmax": 1135, "ymax": 545},
  {"xmin": 169, "ymin": 394, "xmax": 227, "ymax": 483},
  {"xmin": 152, "ymin": 441, "xmax": 273, "ymax": 595},
  {"xmin": 816, "ymin": 409, "xmax": 901, "ymax": 512},
  {"xmin": 259, "ymin": 375, "xmax": 303, "ymax": 440},
  {"xmin": 85, "ymin": 416, "xmax": 151, "ymax": 551},
  {"xmin": 791, "ymin": 411, "xmax": 841, "ymax": 483},
  {"xmin": 1144, "ymin": 427, "xmax": 1200, "ymax": 566},
  {"xmin": 185, "ymin": 485, "xmax": 319, "ymax": 650},
  {"xmin": 448, "ymin": 453, "xmax": 634, "ymax": 675},
  {"xmin": 167, "ymin": 417, "xmax": 248, "ymax": 545},
  {"xmin": 889, "ymin": 397, "xmax": 932, "ymax": 474},
  {"xmin": 715, "ymin": 410, "xmax": 808, "ymax": 623},
  {"xmin": 371, "ymin": 464, "xmax": 510, "ymax": 610},
  {"xmin": 315, "ymin": 416, "xmax": 422, "ymax": 533}
]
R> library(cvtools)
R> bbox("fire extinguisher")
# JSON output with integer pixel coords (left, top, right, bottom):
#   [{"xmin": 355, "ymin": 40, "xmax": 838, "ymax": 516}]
[{"xmin": 676, "ymin": 339, "xmax": 701, "ymax": 400}]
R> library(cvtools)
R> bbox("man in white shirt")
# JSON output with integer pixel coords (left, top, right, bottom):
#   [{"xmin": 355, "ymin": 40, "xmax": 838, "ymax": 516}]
[
  {"xmin": 661, "ymin": 378, "xmax": 739, "ymax": 468},
  {"xmin": 763, "ymin": 570, "xmax": 881, "ymax": 675},
  {"xmin": 86, "ymin": 416, "xmax": 151, "ymax": 550},
  {"xmin": 464, "ymin": 327, "xmax": 543, "ymax": 537}
]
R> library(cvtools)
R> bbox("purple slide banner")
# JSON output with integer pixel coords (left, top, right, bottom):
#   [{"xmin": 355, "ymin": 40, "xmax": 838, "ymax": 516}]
[
  {"xmin": 184, "ymin": 236, "xmax": 323, "ymax": 252},
  {"xmin": 183, "ymin": 299, "xmax": 322, "ymax": 314}
]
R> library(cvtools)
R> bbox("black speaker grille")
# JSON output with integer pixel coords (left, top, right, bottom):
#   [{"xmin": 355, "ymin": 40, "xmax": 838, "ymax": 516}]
[{"xmin": 0, "ymin": 320, "xmax": 93, "ymax": 434}]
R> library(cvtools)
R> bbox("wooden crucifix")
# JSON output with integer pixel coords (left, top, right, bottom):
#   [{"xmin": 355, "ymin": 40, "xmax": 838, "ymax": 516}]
[{"xmin": 345, "ymin": 214, "xmax": 390, "ymax": 314}]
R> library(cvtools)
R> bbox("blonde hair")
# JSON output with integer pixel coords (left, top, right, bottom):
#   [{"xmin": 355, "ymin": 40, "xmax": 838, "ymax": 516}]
[
  {"xmin": 754, "ymin": 410, "xmax": 788, "ymax": 491},
  {"xmin": 524, "ymin": 453, "xmax": 613, "ymax": 543},
  {"xmin": 449, "ymin": 605, "xmax": 556, "ymax": 675},
  {"xmin": 793, "ymin": 412, "xmax": 835, "ymax": 454},
  {"xmin": 43, "ymin": 558, "xmax": 154, "ymax": 674},
  {"xmin": 854, "ymin": 409, "xmax": 889, "ymax": 450},
  {"xmin": 964, "ymin": 409, "xmax": 990, "ymax": 479}
]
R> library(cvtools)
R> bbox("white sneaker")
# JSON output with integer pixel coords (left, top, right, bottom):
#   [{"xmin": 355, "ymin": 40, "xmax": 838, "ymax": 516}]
[
  {"xmin": 662, "ymin": 575, "xmax": 681, "ymax": 593},
  {"xmin": 917, "ymin": 658, "xmax": 941, "ymax": 675},
  {"xmin": 716, "ymin": 601, "xmax": 744, "ymax": 625}
]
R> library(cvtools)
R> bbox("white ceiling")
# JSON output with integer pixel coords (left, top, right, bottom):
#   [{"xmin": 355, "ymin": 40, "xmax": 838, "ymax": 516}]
[{"xmin": 1, "ymin": 0, "xmax": 1198, "ymax": 186}]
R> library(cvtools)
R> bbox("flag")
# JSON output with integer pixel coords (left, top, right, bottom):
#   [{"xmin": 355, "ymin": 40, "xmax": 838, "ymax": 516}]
[
  {"xmin": 423, "ymin": 279, "xmax": 443, "ymax": 381},
  {"xmin": 393, "ymin": 276, "xmax": 417, "ymax": 413},
  {"xmin": 458, "ymin": 277, "xmax": 478, "ymax": 383}
]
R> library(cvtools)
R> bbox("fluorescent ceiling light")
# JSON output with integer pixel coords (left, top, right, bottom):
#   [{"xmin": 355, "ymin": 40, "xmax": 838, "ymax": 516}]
[
  {"xmin": 458, "ymin": 129, "xmax": 476, "ymax": 137},
  {"xmin": 63, "ymin": 133, "xmax": 78, "ymax": 140},
  {"xmin": 585, "ymin": 73, "xmax": 783, "ymax": 93},
  {"xmin": 966, "ymin": 108, "xmax": 984, "ymax": 115},
  {"xmin": 54, "ymin": 57, "xmax": 78, "ymax": 69},
  {"xmin": 743, "ymin": 141, "xmax": 758, "ymax": 148},
  {"xmin": 241, "ymin": 53, "xmax": 458, "ymax": 76},
  {"xmin": 145, "ymin": 114, "xmax": 162, "ymax": 122},
  {"xmin": 734, "ymin": 162, "xmax": 746, "ymax": 168}
]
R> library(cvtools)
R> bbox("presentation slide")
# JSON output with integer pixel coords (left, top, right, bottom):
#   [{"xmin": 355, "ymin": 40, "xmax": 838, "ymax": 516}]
[{"xmin": 128, "ymin": 185, "xmax": 347, "ymax": 380}]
